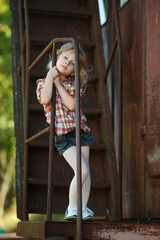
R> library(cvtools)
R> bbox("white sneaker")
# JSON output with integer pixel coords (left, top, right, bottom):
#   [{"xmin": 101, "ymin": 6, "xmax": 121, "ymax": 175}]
[
  {"xmin": 82, "ymin": 207, "xmax": 94, "ymax": 221},
  {"xmin": 64, "ymin": 205, "xmax": 77, "ymax": 221}
]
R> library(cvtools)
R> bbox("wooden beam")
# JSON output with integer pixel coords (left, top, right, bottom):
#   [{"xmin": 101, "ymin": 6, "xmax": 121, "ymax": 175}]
[{"xmin": 17, "ymin": 221, "xmax": 160, "ymax": 240}]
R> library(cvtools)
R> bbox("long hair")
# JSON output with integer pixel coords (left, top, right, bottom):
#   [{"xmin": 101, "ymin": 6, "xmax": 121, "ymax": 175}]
[{"xmin": 47, "ymin": 42, "xmax": 88, "ymax": 92}]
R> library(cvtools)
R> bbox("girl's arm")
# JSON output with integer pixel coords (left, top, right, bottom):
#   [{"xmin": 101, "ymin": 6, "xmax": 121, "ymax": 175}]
[
  {"xmin": 54, "ymin": 78, "xmax": 76, "ymax": 111},
  {"xmin": 41, "ymin": 66, "xmax": 76, "ymax": 111},
  {"xmin": 40, "ymin": 67, "xmax": 59, "ymax": 104}
]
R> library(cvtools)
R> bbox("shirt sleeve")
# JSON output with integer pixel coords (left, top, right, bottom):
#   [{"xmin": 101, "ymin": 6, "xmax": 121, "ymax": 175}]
[{"xmin": 36, "ymin": 79, "xmax": 45, "ymax": 104}]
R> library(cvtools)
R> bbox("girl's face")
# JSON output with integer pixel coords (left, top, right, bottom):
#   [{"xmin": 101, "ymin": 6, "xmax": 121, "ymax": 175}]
[{"xmin": 56, "ymin": 50, "xmax": 75, "ymax": 79}]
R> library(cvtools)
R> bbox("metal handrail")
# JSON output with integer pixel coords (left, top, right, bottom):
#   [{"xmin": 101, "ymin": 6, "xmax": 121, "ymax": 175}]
[
  {"xmin": 104, "ymin": 38, "xmax": 117, "ymax": 82},
  {"xmin": 24, "ymin": 37, "xmax": 82, "ymax": 240},
  {"xmin": 25, "ymin": 126, "xmax": 50, "ymax": 144}
]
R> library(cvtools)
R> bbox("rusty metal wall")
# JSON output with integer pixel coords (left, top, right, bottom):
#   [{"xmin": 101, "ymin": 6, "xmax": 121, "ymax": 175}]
[
  {"xmin": 102, "ymin": 0, "xmax": 144, "ymax": 220},
  {"xmin": 145, "ymin": 0, "xmax": 160, "ymax": 218},
  {"xmin": 102, "ymin": 0, "xmax": 160, "ymax": 221},
  {"xmin": 105, "ymin": 0, "xmax": 146, "ymax": 220},
  {"xmin": 120, "ymin": 0, "xmax": 145, "ymax": 219}
]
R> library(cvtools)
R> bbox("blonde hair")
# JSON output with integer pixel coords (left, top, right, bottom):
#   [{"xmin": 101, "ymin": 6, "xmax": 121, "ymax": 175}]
[{"xmin": 48, "ymin": 42, "xmax": 88, "ymax": 91}]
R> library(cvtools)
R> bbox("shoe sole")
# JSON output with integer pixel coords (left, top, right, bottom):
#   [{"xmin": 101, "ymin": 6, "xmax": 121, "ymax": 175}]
[
  {"xmin": 64, "ymin": 216, "xmax": 77, "ymax": 221},
  {"xmin": 83, "ymin": 216, "xmax": 94, "ymax": 221},
  {"xmin": 64, "ymin": 216, "xmax": 93, "ymax": 221}
]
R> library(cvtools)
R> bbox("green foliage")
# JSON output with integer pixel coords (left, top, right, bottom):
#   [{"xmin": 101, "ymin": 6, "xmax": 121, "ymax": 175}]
[{"xmin": 0, "ymin": 0, "xmax": 15, "ymax": 161}]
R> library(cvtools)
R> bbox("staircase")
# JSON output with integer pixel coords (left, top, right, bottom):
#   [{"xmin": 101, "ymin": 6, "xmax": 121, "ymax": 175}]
[{"xmin": 10, "ymin": 0, "xmax": 118, "ymax": 238}]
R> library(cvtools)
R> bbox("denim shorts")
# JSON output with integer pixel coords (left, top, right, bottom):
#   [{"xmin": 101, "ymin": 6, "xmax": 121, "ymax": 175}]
[{"xmin": 54, "ymin": 130, "xmax": 95, "ymax": 155}]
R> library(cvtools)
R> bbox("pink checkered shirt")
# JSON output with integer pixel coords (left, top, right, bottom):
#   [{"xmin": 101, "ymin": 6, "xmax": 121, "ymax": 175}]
[{"xmin": 36, "ymin": 78, "xmax": 90, "ymax": 136}]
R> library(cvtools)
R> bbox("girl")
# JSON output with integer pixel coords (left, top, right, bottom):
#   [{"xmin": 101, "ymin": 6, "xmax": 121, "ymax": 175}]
[{"xmin": 36, "ymin": 42, "xmax": 94, "ymax": 221}]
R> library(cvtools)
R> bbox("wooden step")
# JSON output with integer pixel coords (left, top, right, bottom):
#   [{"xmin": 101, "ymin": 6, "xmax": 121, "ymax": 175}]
[
  {"xmin": 28, "ymin": 140, "xmax": 107, "ymax": 150},
  {"xmin": 29, "ymin": 8, "xmax": 92, "ymax": 19},
  {"xmin": 29, "ymin": 104, "xmax": 102, "ymax": 115},
  {"xmin": 30, "ymin": 39, "xmax": 96, "ymax": 48},
  {"xmin": 30, "ymin": 68, "xmax": 98, "ymax": 83},
  {"xmin": 16, "ymin": 220, "xmax": 160, "ymax": 240},
  {"xmin": 28, "ymin": 178, "xmax": 111, "ymax": 189}
]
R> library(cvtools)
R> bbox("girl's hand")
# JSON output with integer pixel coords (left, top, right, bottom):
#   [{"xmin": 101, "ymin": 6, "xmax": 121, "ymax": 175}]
[
  {"xmin": 53, "ymin": 76, "xmax": 61, "ymax": 87},
  {"xmin": 40, "ymin": 67, "xmax": 59, "ymax": 105},
  {"xmin": 47, "ymin": 66, "xmax": 59, "ymax": 80},
  {"xmin": 54, "ymin": 79, "xmax": 76, "ymax": 111}
]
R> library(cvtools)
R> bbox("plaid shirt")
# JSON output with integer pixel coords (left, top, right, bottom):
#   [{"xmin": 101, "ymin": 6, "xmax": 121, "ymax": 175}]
[{"xmin": 36, "ymin": 78, "xmax": 90, "ymax": 136}]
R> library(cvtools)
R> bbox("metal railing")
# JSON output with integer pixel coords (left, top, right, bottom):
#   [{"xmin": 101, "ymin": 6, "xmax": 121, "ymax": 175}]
[{"xmin": 23, "ymin": 37, "xmax": 83, "ymax": 240}]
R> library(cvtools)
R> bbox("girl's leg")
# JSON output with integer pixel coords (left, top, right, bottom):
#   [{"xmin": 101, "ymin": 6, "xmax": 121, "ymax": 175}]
[
  {"xmin": 63, "ymin": 146, "xmax": 89, "ymax": 207},
  {"xmin": 81, "ymin": 146, "xmax": 91, "ymax": 207},
  {"xmin": 81, "ymin": 146, "xmax": 94, "ymax": 220}
]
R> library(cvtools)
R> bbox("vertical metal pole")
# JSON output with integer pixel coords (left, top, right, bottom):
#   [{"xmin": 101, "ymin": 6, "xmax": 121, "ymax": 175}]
[
  {"xmin": 47, "ymin": 43, "xmax": 56, "ymax": 220},
  {"xmin": 23, "ymin": 0, "xmax": 30, "ymax": 68},
  {"xmin": 18, "ymin": 0, "xmax": 25, "ymax": 108},
  {"xmin": 23, "ymin": 0, "xmax": 30, "ymax": 220},
  {"xmin": 113, "ymin": 0, "xmax": 123, "ymax": 221},
  {"xmin": 74, "ymin": 40, "xmax": 82, "ymax": 240},
  {"xmin": 23, "ymin": 70, "xmax": 29, "ymax": 221}
]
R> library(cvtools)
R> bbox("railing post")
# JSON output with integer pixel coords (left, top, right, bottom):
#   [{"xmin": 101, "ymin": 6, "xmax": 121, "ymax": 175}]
[
  {"xmin": 74, "ymin": 39, "xmax": 82, "ymax": 240},
  {"xmin": 47, "ymin": 43, "xmax": 57, "ymax": 220}
]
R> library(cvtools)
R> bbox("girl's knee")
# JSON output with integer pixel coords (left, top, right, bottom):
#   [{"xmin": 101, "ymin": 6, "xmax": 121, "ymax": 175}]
[{"xmin": 81, "ymin": 165, "xmax": 89, "ymax": 181}]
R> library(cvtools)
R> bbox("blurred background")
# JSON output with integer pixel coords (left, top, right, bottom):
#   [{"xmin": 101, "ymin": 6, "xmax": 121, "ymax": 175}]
[{"xmin": 0, "ymin": 0, "xmax": 18, "ymax": 233}]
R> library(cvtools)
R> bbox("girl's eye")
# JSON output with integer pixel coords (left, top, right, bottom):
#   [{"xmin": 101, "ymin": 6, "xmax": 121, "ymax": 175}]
[
  {"xmin": 64, "ymin": 56, "xmax": 67, "ymax": 60},
  {"xmin": 71, "ymin": 62, "xmax": 75, "ymax": 66}
]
